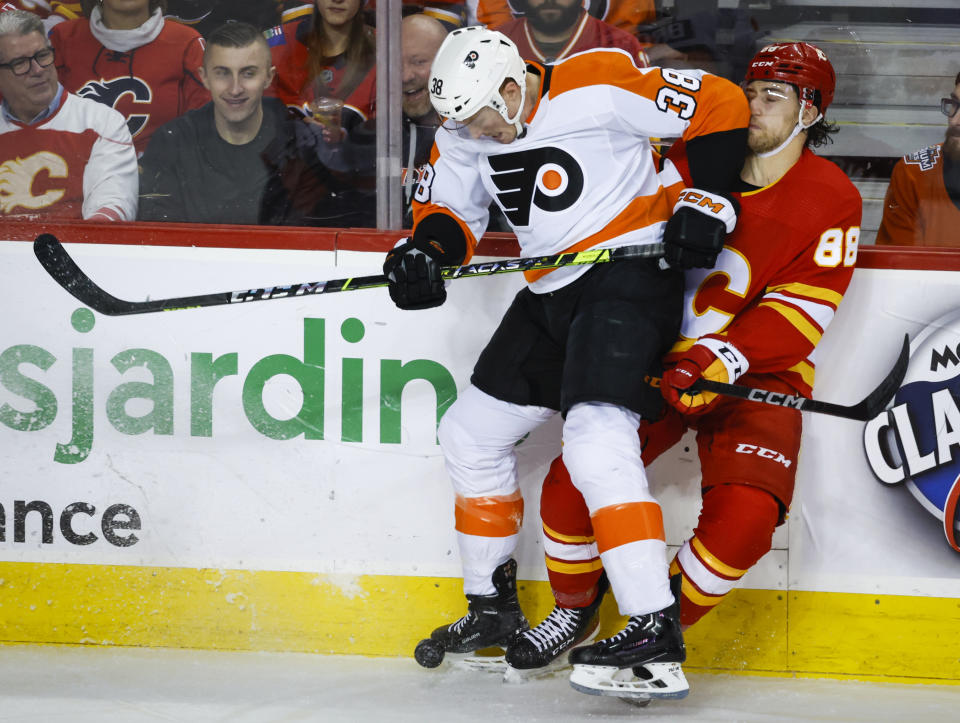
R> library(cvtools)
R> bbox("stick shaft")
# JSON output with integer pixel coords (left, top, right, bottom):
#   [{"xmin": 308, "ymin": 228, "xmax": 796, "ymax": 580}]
[
  {"xmin": 33, "ymin": 234, "xmax": 665, "ymax": 316},
  {"xmin": 692, "ymin": 335, "xmax": 909, "ymax": 421}
]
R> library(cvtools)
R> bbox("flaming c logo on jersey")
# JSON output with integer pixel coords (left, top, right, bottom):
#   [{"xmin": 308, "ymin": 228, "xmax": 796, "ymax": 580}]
[
  {"xmin": 487, "ymin": 147, "xmax": 585, "ymax": 226},
  {"xmin": 0, "ymin": 151, "xmax": 67, "ymax": 214},
  {"xmin": 78, "ymin": 77, "xmax": 152, "ymax": 138}
]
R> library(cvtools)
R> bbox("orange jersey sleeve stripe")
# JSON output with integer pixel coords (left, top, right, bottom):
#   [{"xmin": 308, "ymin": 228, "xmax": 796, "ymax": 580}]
[
  {"xmin": 523, "ymin": 190, "xmax": 671, "ymax": 283},
  {"xmin": 548, "ymin": 52, "xmax": 748, "ymax": 141},
  {"xmin": 455, "ymin": 491, "xmax": 524, "ymax": 537},
  {"xmin": 413, "ymin": 204, "xmax": 479, "ymax": 262},
  {"xmin": 412, "ymin": 143, "xmax": 480, "ymax": 262},
  {"xmin": 590, "ymin": 501, "xmax": 665, "ymax": 554}
]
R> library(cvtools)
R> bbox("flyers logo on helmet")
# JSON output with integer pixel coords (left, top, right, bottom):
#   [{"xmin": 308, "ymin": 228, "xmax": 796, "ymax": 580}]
[{"xmin": 487, "ymin": 147, "xmax": 584, "ymax": 227}]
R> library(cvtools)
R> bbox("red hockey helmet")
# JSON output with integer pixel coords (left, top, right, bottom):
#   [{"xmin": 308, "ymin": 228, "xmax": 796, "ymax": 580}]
[{"xmin": 744, "ymin": 42, "xmax": 836, "ymax": 114}]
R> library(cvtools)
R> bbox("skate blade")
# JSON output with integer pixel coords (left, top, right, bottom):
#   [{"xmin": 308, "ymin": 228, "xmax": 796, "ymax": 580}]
[
  {"xmin": 451, "ymin": 646, "xmax": 508, "ymax": 673},
  {"xmin": 503, "ymin": 654, "xmax": 570, "ymax": 684},
  {"xmin": 503, "ymin": 621, "xmax": 601, "ymax": 684},
  {"xmin": 569, "ymin": 662, "xmax": 689, "ymax": 701}
]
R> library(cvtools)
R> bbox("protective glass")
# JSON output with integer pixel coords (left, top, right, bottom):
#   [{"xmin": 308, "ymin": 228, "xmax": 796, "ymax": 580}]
[
  {"xmin": 0, "ymin": 47, "xmax": 55, "ymax": 76},
  {"xmin": 439, "ymin": 108, "xmax": 500, "ymax": 141},
  {"xmin": 941, "ymin": 97, "xmax": 959, "ymax": 119}
]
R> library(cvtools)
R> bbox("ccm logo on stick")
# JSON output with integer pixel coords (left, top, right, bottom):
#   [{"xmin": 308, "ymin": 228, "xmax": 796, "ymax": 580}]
[{"xmin": 735, "ymin": 444, "xmax": 793, "ymax": 468}]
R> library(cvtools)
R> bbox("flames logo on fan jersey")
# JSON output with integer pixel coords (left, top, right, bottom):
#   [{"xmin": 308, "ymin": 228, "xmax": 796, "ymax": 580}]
[
  {"xmin": 864, "ymin": 314, "xmax": 960, "ymax": 551},
  {"xmin": 487, "ymin": 147, "xmax": 585, "ymax": 227},
  {"xmin": 77, "ymin": 77, "xmax": 152, "ymax": 138},
  {"xmin": 0, "ymin": 151, "xmax": 67, "ymax": 213}
]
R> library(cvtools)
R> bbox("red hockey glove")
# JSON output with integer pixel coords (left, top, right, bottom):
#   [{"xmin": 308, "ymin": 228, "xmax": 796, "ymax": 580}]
[{"xmin": 661, "ymin": 338, "xmax": 748, "ymax": 415}]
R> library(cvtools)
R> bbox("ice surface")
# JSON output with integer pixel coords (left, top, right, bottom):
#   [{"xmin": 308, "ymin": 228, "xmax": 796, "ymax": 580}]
[{"xmin": 0, "ymin": 645, "xmax": 954, "ymax": 722}]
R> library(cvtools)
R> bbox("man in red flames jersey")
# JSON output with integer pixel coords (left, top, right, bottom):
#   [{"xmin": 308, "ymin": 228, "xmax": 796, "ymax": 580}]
[{"xmin": 505, "ymin": 42, "xmax": 862, "ymax": 697}]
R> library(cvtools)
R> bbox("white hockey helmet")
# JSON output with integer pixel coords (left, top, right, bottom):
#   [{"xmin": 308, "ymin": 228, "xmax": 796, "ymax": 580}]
[{"xmin": 429, "ymin": 26, "xmax": 527, "ymax": 134}]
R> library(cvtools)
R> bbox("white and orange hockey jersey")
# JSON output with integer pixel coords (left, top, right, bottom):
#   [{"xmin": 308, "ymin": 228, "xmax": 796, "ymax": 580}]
[
  {"xmin": 411, "ymin": 49, "xmax": 748, "ymax": 293},
  {"xmin": 0, "ymin": 90, "xmax": 138, "ymax": 221}
]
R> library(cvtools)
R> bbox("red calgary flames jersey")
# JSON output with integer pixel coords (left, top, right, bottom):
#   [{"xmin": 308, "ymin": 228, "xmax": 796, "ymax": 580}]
[
  {"xmin": 0, "ymin": 92, "xmax": 138, "ymax": 221},
  {"xmin": 668, "ymin": 145, "xmax": 862, "ymax": 397},
  {"xmin": 876, "ymin": 143, "xmax": 960, "ymax": 246},
  {"xmin": 264, "ymin": 19, "xmax": 377, "ymax": 123},
  {"xmin": 49, "ymin": 18, "xmax": 208, "ymax": 154}
]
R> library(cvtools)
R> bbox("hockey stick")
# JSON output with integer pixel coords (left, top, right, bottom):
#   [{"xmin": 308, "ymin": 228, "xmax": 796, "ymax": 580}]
[
  {"xmin": 33, "ymin": 233, "xmax": 665, "ymax": 317},
  {"xmin": 688, "ymin": 334, "xmax": 910, "ymax": 421}
]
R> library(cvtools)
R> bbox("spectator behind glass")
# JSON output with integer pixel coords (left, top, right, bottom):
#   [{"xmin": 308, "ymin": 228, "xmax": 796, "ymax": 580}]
[
  {"xmin": 0, "ymin": 9, "xmax": 137, "ymax": 220},
  {"xmin": 401, "ymin": 12, "xmax": 446, "ymax": 227},
  {"xmin": 162, "ymin": 1, "xmax": 291, "ymax": 37},
  {"xmin": 494, "ymin": 0, "xmax": 647, "ymax": 66},
  {"xmin": 266, "ymin": 0, "xmax": 375, "ymax": 130},
  {"xmin": 49, "ymin": 0, "xmax": 209, "ymax": 154},
  {"xmin": 138, "ymin": 20, "xmax": 370, "ymax": 226},
  {"xmin": 876, "ymin": 71, "xmax": 960, "ymax": 247},
  {"xmin": 470, "ymin": 0, "xmax": 653, "ymax": 35}
]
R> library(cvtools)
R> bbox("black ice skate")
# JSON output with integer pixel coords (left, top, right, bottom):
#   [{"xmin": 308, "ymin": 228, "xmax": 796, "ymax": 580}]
[
  {"xmin": 413, "ymin": 558, "xmax": 529, "ymax": 671},
  {"xmin": 567, "ymin": 576, "xmax": 687, "ymax": 702},
  {"xmin": 504, "ymin": 572, "xmax": 609, "ymax": 678}
]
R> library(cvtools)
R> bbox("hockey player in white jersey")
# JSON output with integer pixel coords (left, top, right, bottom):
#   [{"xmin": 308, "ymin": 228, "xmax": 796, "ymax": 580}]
[{"xmin": 383, "ymin": 26, "xmax": 749, "ymax": 701}]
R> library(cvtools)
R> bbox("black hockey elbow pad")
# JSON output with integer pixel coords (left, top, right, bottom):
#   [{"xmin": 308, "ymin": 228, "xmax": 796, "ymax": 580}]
[{"xmin": 663, "ymin": 188, "xmax": 739, "ymax": 270}]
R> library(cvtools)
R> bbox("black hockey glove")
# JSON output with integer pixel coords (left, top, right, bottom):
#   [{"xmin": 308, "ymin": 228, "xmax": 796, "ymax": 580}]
[
  {"xmin": 383, "ymin": 237, "xmax": 447, "ymax": 310},
  {"xmin": 663, "ymin": 188, "xmax": 739, "ymax": 270}
]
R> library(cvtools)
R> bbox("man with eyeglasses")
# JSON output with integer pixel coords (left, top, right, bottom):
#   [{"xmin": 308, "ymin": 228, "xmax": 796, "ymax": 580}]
[
  {"xmin": 877, "ymin": 71, "xmax": 960, "ymax": 246},
  {"xmin": 0, "ymin": 9, "xmax": 137, "ymax": 220}
]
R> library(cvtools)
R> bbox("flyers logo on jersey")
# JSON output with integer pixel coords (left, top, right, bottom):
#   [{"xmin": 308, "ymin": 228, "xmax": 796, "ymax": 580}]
[
  {"xmin": 487, "ymin": 147, "xmax": 584, "ymax": 226},
  {"xmin": 0, "ymin": 151, "xmax": 67, "ymax": 213},
  {"xmin": 78, "ymin": 77, "xmax": 152, "ymax": 138}
]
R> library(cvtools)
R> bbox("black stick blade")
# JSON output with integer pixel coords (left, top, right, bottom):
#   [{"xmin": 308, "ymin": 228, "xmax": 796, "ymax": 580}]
[
  {"xmin": 33, "ymin": 233, "xmax": 129, "ymax": 315},
  {"xmin": 852, "ymin": 333, "xmax": 910, "ymax": 420}
]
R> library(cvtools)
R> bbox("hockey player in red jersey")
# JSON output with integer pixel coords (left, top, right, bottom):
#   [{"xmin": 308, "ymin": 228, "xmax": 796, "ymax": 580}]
[
  {"xmin": 509, "ymin": 42, "xmax": 862, "ymax": 702},
  {"xmin": 383, "ymin": 25, "xmax": 750, "ymax": 702}
]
